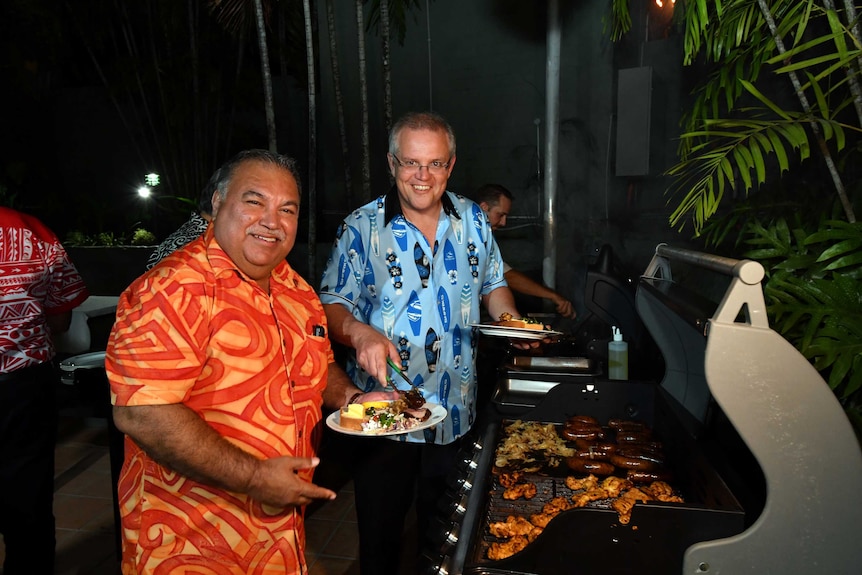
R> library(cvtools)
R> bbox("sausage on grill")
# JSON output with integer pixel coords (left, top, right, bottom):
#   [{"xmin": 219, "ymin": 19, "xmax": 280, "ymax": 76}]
[{"xmin": 566, "ymin": 456, "xmax": 615, "ymax": 476}]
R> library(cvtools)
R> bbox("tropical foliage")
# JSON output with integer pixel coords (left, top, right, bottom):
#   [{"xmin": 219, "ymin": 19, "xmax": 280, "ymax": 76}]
[
  {"xmin": 702, "ymin": 195, "xmax": 862, "ymax": 437},
  {"xmin": 611, "ymin": 0, "xmax": 862, "ymax": 234},
  {"xmin": 64, "ymin": 227, "xmax": 157, "ymax": 247},
  {"xmin": 609, "ymin": 0, "xmax": 862, "ymax": 437}
]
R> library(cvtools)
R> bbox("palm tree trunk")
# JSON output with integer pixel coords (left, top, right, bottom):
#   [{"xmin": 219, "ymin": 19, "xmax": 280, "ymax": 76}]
[
  {"xmin": 303, "ymin": 0, "xmax": 318, "ymax": 280},
  {"xmin": 380, "ymin": 0, "xmax": 393, "ymax": 134},
  {"xmin": 356, "ymin": 0, "xmax": 372, "ymax": 203},
  {"xmin": 116, "ymin": 0, "xmax": 179, "ymax": 198},
  {"xmin": 326, "ymin": 0, "xmax": 354, "ymax": 209},
  {"xmin": 252, "ymin": 0, "xmax": 277, "ymax": 152},
  {"xmin": 224, "ymin": 26, "xmax": 246, "ymax": 160},
  {"xmin": 187, "ymin": 0, "xmax": 204, "ymax": 194},
  {"xmin": 755, "ymin": 0, "xmax": 855, "ymax": 223},
  {"xmin": 64, "ymin": 1, "xmax": 147, "ymax": 172},
  {"xmin": 275, "ymin": 3, "xmax": 293, "ymax": 142}
]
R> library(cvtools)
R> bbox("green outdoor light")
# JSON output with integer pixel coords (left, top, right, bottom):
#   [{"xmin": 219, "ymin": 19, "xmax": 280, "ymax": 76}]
[{"xmin": 145, "ymin": 173, "xmax": 160, "ymax": 187}]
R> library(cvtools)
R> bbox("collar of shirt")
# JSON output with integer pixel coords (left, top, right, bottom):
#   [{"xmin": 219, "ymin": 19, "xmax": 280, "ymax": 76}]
[
  {"xmin": 383, "ymin": 186, "xmax": 462, "ymax": 227},
  {"xmin": 201, "ymin": 226, "xmax": 298, "ymax": 292}
]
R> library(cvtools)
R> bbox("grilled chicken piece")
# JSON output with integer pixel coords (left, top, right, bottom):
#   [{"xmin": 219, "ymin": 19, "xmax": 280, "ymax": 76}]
[
  {"xmin": 623, "ymin": 487, "xmax": 653, "ymax": 502},
  {"xmin": 600, "ymin": 476, "xmax": 633, "ymax": 498},
  {"xmin": 487, "ymin": 535, "xmax": 530, "ymax": 561},
  {"xmin": 502, "ymin": 482, "xmax": 537, "ymax": 500},
  {"xmin": 644, "ymin": 480, "xmax": 683, "ymax": 502},
  {"xmin": 530, "ymin": 495, "xmax": 574, "ymax": 528},
  {"xmin": 498, "ymin": 471, "xmax": 524, "ymax": 489},
  {"xmin": 542, "ymin": 496, "xmax": 573, "ymax": 515},
  {"xmin": 565, "ymin": 474, "xmax": 599, "ymax": 492},
  {"xmin": 489, "ymin": 515, "xmax": 540, "ymax": 539},
  {"xmin": 611, "ymin": 487, "xmax": 654, "ymax": 524},
  {"xmin": 572, "ymin": 487, "xmax": 611, "ymax": 508},
  {"xmin": 529, "ymin": 512, "xmax": 555, "ymax": 528}
]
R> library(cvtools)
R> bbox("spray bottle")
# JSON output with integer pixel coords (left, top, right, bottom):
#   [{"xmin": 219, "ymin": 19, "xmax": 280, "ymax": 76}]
[{"xmin": 608, "ymin": 326, "xmax": 628, "ymax": 380}]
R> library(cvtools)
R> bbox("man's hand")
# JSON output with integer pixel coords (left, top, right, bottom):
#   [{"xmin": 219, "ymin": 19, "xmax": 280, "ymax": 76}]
[
  {"xmin": 350, "ymin": 323, "xmax": 399, "ymax": 386},
  {"xmin": 113, "ymin": 403, "xmax": 336, "ymax": 509},
  {"xmin": 509, "ymin": 338, "xmax": 542, "ymax": 350},
  {"xmin": 246, "ymin": 456, "xmax": 336, "ymax": 508},
  {"xmin": 551, "ymin": 294, "xmax": 577, "ymax": 319},
  {"xmin": 323, "ymin": 303, "xmax": 398, "ymax": 386}
]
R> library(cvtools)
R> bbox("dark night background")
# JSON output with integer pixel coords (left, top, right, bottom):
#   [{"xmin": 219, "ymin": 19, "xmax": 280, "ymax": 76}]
[{"xmin": 1, "ymin": 0, "xmax": 690, "ymax": 305}]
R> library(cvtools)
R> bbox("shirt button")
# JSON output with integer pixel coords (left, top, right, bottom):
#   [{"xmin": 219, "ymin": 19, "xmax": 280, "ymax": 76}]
[{"xmin": 291, "ymin": 380, "xmax": 296, "ymax": 388}]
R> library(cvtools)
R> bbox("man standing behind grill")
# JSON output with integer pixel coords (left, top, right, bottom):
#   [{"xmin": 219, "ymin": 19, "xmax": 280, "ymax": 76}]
[
  {"xmin": 106, "ymin": 150, "xmax": 386, "ymax": 574},
  {"xmin": 0, "ymin": 207, "xmax": 90, "ymax": 575},
  {"xmin": 476, "ymin": 183, "xmax": 576, "ymax": 319},
  {"xmin": 319, "ymin": 111, "xmax": 531, "ymax": 574}
]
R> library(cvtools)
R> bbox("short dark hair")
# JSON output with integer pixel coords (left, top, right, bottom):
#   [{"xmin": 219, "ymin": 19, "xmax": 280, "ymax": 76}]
[
  {"xmin": 388, "ymin": 111, "xmax": 456, "ymax": 157},
  {"xmin": 475, "ymin": 183, "xmax": 513, "ymax": 206},
  {"xmin": 207, "ymin": 149, "xmax": 302, "ymax": 207},
  {"xmin": 197, "ymin": 185, "xmax": 214, "ymax": 216}
]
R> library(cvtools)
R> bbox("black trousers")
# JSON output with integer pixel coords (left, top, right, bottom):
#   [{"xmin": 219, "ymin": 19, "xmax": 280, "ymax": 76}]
[
  {"xmin": 0, "ymin": 362, "xmax": 58, "ymax": 575},
  {"xmin": 352, "ymin": 436, "xmax": 464, "ymax": 575}
]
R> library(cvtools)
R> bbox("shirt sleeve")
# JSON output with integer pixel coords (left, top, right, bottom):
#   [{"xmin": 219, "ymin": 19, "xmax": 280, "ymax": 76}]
[
  {"xmin": 480, "ymin": 221, "xmax": 508, "ymax": 296},
  {"xmin": 107, "ymin": 275, "xmax": 207, "ymax": 406},
  {"xmin": 318, "ymin": 222, "xmax": 362, "ymax": 309},
  {"xmin": 42, "ymin": 236, "xmax": 90, "ymax": 315}
]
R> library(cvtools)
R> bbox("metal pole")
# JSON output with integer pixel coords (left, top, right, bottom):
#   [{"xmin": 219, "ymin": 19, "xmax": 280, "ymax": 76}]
[
  {"xmin": 426, "ymin": 0, "xmax": 433, "ymax": 110},
  {"xmin": 543, "ymin": 0, "xmax": 561, "ymax": 290}
]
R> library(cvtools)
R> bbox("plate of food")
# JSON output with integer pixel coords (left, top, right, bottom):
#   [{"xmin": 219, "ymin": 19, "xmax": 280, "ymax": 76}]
[
  {"xmin": 469, "ymin": 313, "xmax": 563, "ymax": 340},
  {"xmin": 326, "ymin": 400, "xmax": 448, "ymax": 436}
]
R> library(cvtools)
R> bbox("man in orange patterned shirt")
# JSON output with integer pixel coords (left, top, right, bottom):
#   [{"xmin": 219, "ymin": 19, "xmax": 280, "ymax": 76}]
[{"xmin": 106, "ymin": 150, "xmax": 387, "ymax": 574}]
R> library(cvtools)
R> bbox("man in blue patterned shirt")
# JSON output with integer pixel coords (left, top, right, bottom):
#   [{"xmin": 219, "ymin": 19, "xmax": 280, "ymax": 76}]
[{"xmin": 319, "ymin": 111, "xmax": 532, "ymax": 574}]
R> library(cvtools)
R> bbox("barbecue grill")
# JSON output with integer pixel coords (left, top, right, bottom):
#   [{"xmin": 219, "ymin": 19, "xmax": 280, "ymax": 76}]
[{"xmin": 426, "ymin": 244, "xmax": 862, "ymax": 575}]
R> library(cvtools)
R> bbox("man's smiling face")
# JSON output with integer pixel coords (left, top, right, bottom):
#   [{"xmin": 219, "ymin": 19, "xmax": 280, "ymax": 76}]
[
  {"xmin": 210, "ymin": 160, "xmax": 300, "ymax": 285},
  {"xmin": 388, "ymin": 127, "xmax": 455, "ymax": 220}
]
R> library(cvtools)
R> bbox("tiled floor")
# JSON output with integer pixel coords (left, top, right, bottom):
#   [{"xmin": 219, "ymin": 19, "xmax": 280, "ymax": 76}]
[
  {"xmin": 0, "ymin": 416, "xmax": 121, "ymax": 575},
  {"xmin": 0, "ymin": 407, "xmax": 418, "ymax": 574}
]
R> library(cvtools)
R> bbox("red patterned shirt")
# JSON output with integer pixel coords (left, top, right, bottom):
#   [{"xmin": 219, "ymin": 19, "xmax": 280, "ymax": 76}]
[
  {"xmin": 106, "ymin": 227, "xmax": 333, "ymax": 574},
  {"xmin": 0, "ymin": 207, "xmax": 89, "ymax": 372}
]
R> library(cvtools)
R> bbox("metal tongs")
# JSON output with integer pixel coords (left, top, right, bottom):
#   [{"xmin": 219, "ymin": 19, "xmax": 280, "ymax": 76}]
[
  {"xmin": 386, "ymin": 357, "xmax": 418, "ymax": 392},
  {"xmin": 386, "ymin": 357, "xmax": 425, "ymax": 408}
]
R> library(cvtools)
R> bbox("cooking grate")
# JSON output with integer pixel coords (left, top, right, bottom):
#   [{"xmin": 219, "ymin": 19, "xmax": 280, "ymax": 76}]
[{"xmin": 453, "ymin": 393, "xmax": 746, "ymax": 575}]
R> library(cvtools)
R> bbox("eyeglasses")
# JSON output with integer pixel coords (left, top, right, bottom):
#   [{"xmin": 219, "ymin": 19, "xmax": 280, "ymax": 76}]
[{"xmin": 391, "ymin": 154, "xmax": 451, "ymax": 175}]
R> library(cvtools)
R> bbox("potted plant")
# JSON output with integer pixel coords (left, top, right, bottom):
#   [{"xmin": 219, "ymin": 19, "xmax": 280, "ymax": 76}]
[{"xmin": 64, "ymin": 226, "xmax": 158, "ymax": 296}]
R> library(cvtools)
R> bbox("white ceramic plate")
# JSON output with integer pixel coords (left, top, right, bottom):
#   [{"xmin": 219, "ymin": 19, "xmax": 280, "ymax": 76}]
[
  {"xmin": 326, "ymin": 403, "xmax": 448, "ymax": 437},
  {"xmin": 468, "ymin": 323, "xmax": 564, "ymax": 340}
]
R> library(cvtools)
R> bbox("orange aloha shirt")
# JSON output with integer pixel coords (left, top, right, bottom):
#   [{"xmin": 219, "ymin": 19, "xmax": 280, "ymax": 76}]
[{"xmin": 106, "ymin": 228, "xmax": 333, "ymax": 575}]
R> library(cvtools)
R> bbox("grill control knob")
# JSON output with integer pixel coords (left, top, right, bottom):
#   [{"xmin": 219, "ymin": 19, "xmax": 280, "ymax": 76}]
[
  {"xmin": 450, "ymin": 493, "xmax": 469, "ymax": 518},
  {"xmin": 443, "ymin": 522, "xmax": 460, "ymax": 546},
  {"xmin": 457, "ymin": 456, "xmax": 479, "ymax": 472},
  {"xmin": 429, "ymin": 555, "xmax": 452, "ymax": 575},
  {"xmin": 447, "ymin": 475, "xmax": 473, "ymax": 495}
]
